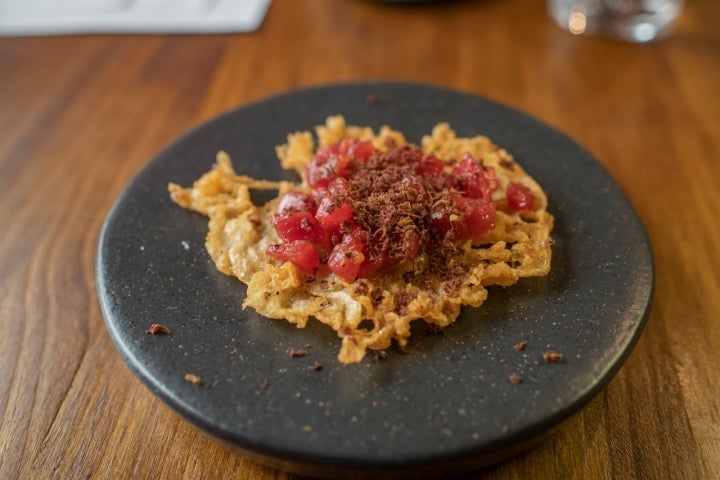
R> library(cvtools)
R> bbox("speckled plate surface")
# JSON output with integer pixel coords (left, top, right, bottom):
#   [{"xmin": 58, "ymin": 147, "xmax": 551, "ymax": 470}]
[{"xmin": 97, "ymin": 82, "xmax": 653, "ymax": 478}]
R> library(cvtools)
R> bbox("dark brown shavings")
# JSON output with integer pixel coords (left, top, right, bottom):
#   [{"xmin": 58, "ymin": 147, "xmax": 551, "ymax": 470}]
[
  {"xmin": 394, "ymin": 290, "xmax": 416, "ymax": 315},
  {"xmin": 258, "ymin": 378, "xmax": 269, "ymax": 394},
  {"xmin": 499, "ymin": 158, "xmax": 515, "ymax": 170},
  {"xmin": 373, "ymin": 350, "xmax": 388, "ymax": 362},
  {"xmin": 543, "ymin": 351, "xmax": 564, "ymax": 363},
  {"xmin": 290, "ymin": 348, "xmax": 307, "ymax": 358},
  {"xmin": 424, "ymin": 323, "xmax": 445, "ymax": 335},
  {"xmin": 310, "ymin": 362, "xmax": 323, "ymax": 371},
  {"xmin": 370, "ymin": 287, "xmax": 384, "ymax": 306},
  {"xmin": 354, "ymin": 280, "xmax": 369, "ymax": 296},
  {"xmin": 145, "ymin": 323, "xmax": 171, "ymax": 335},
  {"xmin": 328, "ymin": 145, "xmax": 470, "ymax": 280},
  {"xmin": 508, "ymin": 374, "xmax": 523, "ymax": 384}
]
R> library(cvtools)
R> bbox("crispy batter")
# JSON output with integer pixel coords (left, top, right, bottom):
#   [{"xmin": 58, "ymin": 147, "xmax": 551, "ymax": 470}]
[{"xmin": 169, "ymin": 116, "xmax": 553, "ymax": 363}]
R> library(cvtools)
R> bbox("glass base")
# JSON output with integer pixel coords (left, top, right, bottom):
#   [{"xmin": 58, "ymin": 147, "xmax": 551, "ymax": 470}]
[{"xmin": 548, "ymin": 0, "xmax": 683, "ymax": 43}]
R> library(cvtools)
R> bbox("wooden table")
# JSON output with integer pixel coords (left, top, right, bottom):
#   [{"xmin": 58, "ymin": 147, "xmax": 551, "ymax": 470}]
[{"xmin": 1, "ymin": 0, "xmax": 718, "ymax": 478}]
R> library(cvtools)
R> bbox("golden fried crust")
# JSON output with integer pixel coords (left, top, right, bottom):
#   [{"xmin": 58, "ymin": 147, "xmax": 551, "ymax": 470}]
[{"xmin": 169, "ymin": 116, "xmax": 553, "ymax": 364}]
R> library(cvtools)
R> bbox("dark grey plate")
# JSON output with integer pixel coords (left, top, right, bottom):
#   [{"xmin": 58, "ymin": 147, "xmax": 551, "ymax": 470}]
[{"xmin": 97, "ymin": 82, "xmax": 653, "ymax": 478}]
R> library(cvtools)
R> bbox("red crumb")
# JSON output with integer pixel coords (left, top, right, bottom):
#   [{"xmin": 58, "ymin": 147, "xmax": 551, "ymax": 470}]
[
  {"xmin": 513, "ymin": 341, "xmax": 527, "ymax": 351},
  {"xmin": 509, "ymin": 374, "xmax": 523, "ymax": 384}
]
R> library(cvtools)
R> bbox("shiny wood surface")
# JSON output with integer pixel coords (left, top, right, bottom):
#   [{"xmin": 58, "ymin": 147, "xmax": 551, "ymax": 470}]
[{"xmin": 1, "ymin": 0, "xmax": 718, "ymax": 478}]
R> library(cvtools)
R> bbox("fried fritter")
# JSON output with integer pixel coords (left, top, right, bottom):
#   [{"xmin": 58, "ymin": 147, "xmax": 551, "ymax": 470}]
[{"xmin": 169, "ymin": 116, "xmax": 553, "ymax": 363}]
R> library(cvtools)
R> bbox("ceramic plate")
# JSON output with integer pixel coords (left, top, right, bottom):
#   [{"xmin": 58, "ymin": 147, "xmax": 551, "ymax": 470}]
[{"xmin": 97, "ymin": 82, "xmax": 653, "ymax": 478}]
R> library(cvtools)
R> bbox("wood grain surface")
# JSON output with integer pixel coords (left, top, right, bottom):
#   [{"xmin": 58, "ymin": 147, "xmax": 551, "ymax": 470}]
[{"xmin": 1, "ymin": 0, "xmax": 718, "ymax": 478}]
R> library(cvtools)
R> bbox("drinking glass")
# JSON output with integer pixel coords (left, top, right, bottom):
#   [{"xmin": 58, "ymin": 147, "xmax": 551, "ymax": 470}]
[{"xmin": 547, "ymin": 0, "xmax": 684, "ymax": 42}]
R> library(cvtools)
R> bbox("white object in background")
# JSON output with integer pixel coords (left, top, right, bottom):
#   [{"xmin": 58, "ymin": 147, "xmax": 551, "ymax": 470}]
[{"xmin": 0, "ymin": 0, "xmax": 273, "ymax": 36}]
